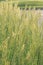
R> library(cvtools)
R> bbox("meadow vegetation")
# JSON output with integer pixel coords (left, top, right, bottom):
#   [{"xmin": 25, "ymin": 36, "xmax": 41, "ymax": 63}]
[{"xmin": 0, "ymin": 2, "xmax": 43, "ymax": 65}]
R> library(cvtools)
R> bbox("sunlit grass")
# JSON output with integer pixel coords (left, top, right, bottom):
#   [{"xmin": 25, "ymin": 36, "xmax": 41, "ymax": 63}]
[{"xmin": 0, "ymin": 2, "xmax": 43, "ymax": 65}]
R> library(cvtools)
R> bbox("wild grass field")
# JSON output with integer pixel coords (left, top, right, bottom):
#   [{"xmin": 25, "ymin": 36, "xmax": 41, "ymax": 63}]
[{"xmin": 0, "ymin": 2, "xmax": 43, "ymax": 65}]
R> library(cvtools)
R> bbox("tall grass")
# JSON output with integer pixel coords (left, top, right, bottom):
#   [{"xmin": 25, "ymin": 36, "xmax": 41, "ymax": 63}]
[{"xmin": 0, "ymin": 2, "xmax": 43, "ymax": 65}]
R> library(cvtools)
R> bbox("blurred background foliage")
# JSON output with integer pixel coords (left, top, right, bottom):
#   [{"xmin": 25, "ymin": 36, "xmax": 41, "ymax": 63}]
[{"xmin": 0, "ymin": 0, "xmax": 43, "ymax": 1}]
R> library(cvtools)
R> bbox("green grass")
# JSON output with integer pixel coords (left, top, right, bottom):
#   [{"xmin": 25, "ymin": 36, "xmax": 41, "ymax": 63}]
[
  {"xmin": 0, "ymin": 2, "xmax": 43, "ymax": 65},
  {"xmin": 0, "ymin": 1, "xmax": 43, "ymax": 7}
]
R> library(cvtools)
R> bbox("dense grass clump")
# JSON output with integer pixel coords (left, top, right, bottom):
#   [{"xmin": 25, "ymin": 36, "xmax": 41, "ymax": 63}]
[{"xmin": 0, "ymin": 2, "xmax": 43, "ymax": 65}]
